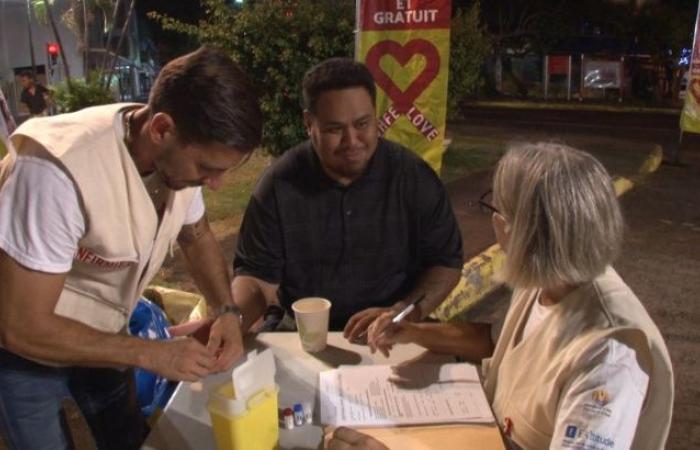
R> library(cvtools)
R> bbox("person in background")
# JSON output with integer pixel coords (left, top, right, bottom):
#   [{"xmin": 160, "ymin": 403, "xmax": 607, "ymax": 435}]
[
  {"xmin": 352, "ymin": 143, "xmax": 673, "ymax": 450},
  {"xmin": 230, "ymin": 57, "xmax": 463, "ymax": 342},
  {"xmin": 0, "ymin": 47, "xmax": 263, "ymax": 450},
  {"xmin": 19, "ymin": 71, "xmax": 51, "ymax": 117}
]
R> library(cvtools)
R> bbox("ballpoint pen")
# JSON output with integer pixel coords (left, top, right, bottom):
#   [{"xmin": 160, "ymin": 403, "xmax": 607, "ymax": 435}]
[
  {"xmin": 390, "ymin": 293, "xmax": 426, "ymax": 324},
  {"xmin": 353, "ymin": 293, "xmax": 426, "ymax": 344}
]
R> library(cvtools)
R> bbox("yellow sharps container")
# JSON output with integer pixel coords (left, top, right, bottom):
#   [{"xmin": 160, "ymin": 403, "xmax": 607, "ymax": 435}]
[{"xmin": 207, "ymin": 349, "xmax": 279, "ymax": 450}]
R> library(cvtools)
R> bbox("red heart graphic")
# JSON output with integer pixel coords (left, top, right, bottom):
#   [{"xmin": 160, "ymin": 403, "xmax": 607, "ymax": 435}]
[
  {"xmin": 690, "ymin": 78, "xmax": 700, "ymax": 104},
  {"xmin": 365, "ymin": 39, "xmax": 440, "ymax": 113}
]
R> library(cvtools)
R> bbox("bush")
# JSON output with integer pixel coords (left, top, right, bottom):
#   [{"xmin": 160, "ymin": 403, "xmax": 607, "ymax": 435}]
[
  {"xmin": 150, "ymin": 0, "xmax": 354, "ymax": 156},
  {"xmin": 448, "ymin": 3, "xmax": 491, "ymax": 119},
  {"xmin": 151, "ymin": 1, "xmax": 491, "ymax": 148},
  {"xmin": 52, "ymin": 75, "xmax": 116, "ymax": 113}
]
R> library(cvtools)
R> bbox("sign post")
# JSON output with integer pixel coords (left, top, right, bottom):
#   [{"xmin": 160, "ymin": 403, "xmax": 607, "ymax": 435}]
[{"xmin": 545, "ymin": 55, "xmax": 571, "ymax": 101}]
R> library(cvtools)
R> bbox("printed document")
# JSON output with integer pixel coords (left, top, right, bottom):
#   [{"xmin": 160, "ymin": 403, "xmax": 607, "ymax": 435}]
[{"xmin": 320, "ymin": 363, "xmax": 494, "ymax": 427}]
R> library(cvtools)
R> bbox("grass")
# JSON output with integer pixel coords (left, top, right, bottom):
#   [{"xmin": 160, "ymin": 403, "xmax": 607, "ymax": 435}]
[
  {"xmin": 203, "ymin": 151, "xmax": 270, "ymax": 225},
  {"xmin": 441, "ymin": 130, "xmax": 506, "ymax": 183}
]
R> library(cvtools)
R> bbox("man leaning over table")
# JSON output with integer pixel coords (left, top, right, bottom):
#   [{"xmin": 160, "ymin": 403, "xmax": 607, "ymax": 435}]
[
  {"xmin": 230, "ymin": 57, "xmax": 463, "ymax": 342},
  {"xmin": 0, "ymin": 47, "xmax": 262, "ymax": 450}
]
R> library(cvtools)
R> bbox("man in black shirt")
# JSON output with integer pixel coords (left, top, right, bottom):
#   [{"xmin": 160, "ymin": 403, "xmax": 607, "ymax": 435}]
[
  {"xmin": 232, "ymin": 58, "xmax": 463, "ymax": 341},
  {"xmin": 19, "ymin": 71, "xmax": 50, "ymax": 117}
]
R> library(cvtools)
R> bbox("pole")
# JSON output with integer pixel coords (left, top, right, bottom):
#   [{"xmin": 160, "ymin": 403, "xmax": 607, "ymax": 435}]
[
  {"xmin": 567, "ymin": 54, "xmax": 572, "ymax": 101},
  {"xmin": 675, "ymin": 129, "xmax": 684, "ymax": 165},
  {"xmin": 25, "ymin": 0, "xmax": 37, "ymax": 79},
  {"xmin": 354, "ymin": 0, "xmax": 361, "ymax": 60},
  {"xmin": 83, "ymin": 0, "xmax": 89, "ymax": 78},
  {"xmin": 580, "ymin": 53, "xmax": 585, "ymax": 102},
  {"xmin": 43, "ymin": 0, "xmax": 72, "ymax": 88},
  {"xmin": 677, "ymin": 0, "xmax": 700, "ymax": 164},
  {"xmin": 544, "ymin": 55, "xmax": 549, "ymax": 101},
  {"xmin": 619, "ymin": 56, "xmax": 624, "ymax": 102}
]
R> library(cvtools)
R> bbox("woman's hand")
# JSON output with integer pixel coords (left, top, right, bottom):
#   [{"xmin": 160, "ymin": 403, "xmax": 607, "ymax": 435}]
[{"xmin": 367, "ymin": 311, "xmax": 420, "ymax": 357}]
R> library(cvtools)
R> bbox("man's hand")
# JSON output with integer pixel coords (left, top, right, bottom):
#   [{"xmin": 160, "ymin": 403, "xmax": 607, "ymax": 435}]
[
  {"xmin": 168, "ymin": 315, "xmax": 244, "ymax": 373},
  {"xmin": 343, "ymin": 307, "xmax": 392, "ymax": 344},
  {"xmin": 327, "ymin": 427, "xmax": 389, "ymax": 450},
  {"xmin": 207, "ymin": 313, "xmax": 244, "ymax": 372},
  {"xmin": 142, "ymin": 338, "xmax": 217, "ymax": 382},
  {"xmin": 178, "ymin": 214, "xmax": 246, "ymax": 371}
]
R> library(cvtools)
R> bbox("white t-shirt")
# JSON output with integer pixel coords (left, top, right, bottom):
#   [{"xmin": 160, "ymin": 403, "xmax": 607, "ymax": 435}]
[
  {"xmin": 521, "ymin": 295, "xmax": 649, "ymax": 450},
  {"xmin": 0, "ymin": 155, "xmax": 205, "ymax": 274}
]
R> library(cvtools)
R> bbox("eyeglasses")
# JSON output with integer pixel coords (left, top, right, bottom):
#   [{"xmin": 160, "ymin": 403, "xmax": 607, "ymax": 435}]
[{"xmin": 469, "ymin": 189, "xmax": 499, "ymax": 214}]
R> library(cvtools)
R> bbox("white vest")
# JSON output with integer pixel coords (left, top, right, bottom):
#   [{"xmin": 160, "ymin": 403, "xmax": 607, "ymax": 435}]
[
  {"xmin": 482, "ymin": 267, "xmax": 673, "ymax": 450},
  {"xmin": 1, "ymin": 104, "xmax": 197, "ymax": 333}
]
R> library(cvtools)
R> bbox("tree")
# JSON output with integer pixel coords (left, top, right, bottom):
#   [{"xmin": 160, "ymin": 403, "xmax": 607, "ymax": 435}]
[
  {"xmin": 31, "ymin": 0, "xmax": 139, "ymax": 111},
  {"xmin": 477, "ymin": 0, "xmax": 635, "ymax": 56},
  {"xmin": 150, "ymin": 0, "xmax": 355, "ymax": 156},
  {"xmin": 633, "ymin": 0, "xmax": 696, "ymax": 59},
  {"xmin": 447, "ymin": 3, "xmax": 490, "ymax": 118}
]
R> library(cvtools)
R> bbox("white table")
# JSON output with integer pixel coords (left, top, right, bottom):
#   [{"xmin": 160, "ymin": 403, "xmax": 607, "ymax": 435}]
[{"xmin": 142, "ymin": 332, "xmax": 501, "ymax": 450}]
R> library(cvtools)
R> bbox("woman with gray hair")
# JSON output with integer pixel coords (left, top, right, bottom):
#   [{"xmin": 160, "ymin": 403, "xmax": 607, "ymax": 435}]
[{"xmin": 337, "ymin": 143, "xmax": 673, "ymax": 450}]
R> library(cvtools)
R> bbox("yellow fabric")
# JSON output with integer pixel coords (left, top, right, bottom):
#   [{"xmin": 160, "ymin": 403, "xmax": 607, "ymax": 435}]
[
  {"xmin": 681, "ymin": 72, "xmax": 700, "ymax": 133},
  {"xmin": 432, "ymin": 243, "xmax": 505, "ymax": 322},
  {"xmin": 681, "ymin": 14, "xmax": 700, "ymax": 133},
  {"xmin": 148, "ymin": 285, "xmax": 207, "ymax": 325},
  {"xmin": 357, "ymin": 21, "xmax": 450, "ymax": 173}
]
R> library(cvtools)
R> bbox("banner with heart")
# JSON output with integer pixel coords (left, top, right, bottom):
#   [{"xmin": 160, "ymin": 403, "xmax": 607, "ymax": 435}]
[
  {"xmin": 681, "ymin": 5, "xmax": 700, "ymax": 134},
  {"xmin": 357, "ymin": 0, "xmax": 451, "ymax": 173}
]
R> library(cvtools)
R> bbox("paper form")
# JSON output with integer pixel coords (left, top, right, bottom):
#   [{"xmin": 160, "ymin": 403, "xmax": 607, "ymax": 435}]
[{"xmin": 320, "ymin": 363, "xmax": 495, "ymax": 427}]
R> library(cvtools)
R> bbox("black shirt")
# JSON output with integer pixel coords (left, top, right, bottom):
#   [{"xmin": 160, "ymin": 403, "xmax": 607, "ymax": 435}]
[
  {"xmin": 234, "ymin": 139, "xmax": 463, "ymax": 330},
  {"xmin": 20, "ymin": 85, "xmax": 48, "ymax": 115}
]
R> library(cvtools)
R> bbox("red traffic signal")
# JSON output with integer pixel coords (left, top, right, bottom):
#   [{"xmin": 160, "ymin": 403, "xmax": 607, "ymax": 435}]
[
  {"xmin": 47, "ymin": 42, "xmax": 59, "ymax": 55},
  {"xmin": 47, "ymin": 42, "xmax": 59, "ymax": 65}
]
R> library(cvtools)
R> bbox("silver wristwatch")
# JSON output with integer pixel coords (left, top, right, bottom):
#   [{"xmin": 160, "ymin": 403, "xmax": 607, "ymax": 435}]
[{"xmin": 218, "ymin": 303, "xmax": 243, "ymax": 324}]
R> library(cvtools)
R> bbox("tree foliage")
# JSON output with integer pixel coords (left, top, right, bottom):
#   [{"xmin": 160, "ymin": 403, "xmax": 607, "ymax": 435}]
[
  {"xmin": 476, "ymin": 0, "xmax": 696, "ymax": 58},
  {"xmin": 633, "ymin": 0, "xmax": 696, "ymax": 59},
  {"xmin": 448, "ymin": 3, "xmax": 490, "ymax": 118},
  {"xmin": 150, "ymin": 0, "xmax": 355, "ymax": 156},
  {"xmin": 51, "ymin": 73, "xmax": 116, "ymax": 113},
  {"xmin": 31, "ymin": 0, "xmax": 135, "ymax": 105}
]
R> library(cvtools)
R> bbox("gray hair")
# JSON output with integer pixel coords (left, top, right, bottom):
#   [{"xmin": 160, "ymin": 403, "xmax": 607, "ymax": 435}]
[{"xmin": 492, "ymin": 142, "xmax": 623, "ymax": 289}]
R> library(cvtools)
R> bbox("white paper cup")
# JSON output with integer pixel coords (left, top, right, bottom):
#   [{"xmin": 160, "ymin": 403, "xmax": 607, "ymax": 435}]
[{"xmin": 291, "ymin": 297, "xmax": 331, "ymax": 352}]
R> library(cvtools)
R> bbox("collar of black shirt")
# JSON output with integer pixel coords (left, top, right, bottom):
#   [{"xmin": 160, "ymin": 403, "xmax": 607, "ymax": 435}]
[{"xmin": 306, "ymin": 139, "xmax": 389, "ymax": 190}]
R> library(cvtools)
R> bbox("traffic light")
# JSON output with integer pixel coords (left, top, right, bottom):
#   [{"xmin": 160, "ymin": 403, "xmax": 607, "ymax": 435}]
[{"xmin": 47, "ymin": 42, "xmax": 59, "ymax": 66}]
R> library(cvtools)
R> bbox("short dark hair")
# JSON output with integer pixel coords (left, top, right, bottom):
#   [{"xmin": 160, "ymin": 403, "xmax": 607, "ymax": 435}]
[
  {"xmin": 302, "ymin": 58, "xmax": 376, "ymax": 113},
  {"xmin": 149, "ymin": 47, "xmax": 262, "ymax": 152},
  {"xmin": 19, "ymin": 71, "xmax": 34, "ymax": 79}
]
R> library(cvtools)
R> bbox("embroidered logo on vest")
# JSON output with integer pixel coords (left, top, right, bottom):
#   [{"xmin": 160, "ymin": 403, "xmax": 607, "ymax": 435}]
[
  {"xmin": 75, "ymin": 247, "xmax": 132, "ymax": 269},
  {"xmin": 581, "ymin": 388, "xmax": 613, "ymax": 418},
  {"xmin": 592, "ymin": 389, "xmax": 610, "ymax": 406}
]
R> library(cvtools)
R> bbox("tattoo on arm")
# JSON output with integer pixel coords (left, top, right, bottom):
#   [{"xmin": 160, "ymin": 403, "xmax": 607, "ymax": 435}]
[{"xmin": 177, "ymin": 215, "xmax": 210, "ymax": 245}]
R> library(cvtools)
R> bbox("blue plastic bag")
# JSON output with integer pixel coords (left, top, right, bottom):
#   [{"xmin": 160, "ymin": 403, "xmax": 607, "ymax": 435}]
[{"xmin": 129, "ymin": 297, "xmax": 177, "ymax": 418}]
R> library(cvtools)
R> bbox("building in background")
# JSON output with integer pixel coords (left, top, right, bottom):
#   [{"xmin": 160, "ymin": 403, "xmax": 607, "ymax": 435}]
[{"xmin": 0, "ymin": 0, "xmax": 154, "ymax": 122}]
